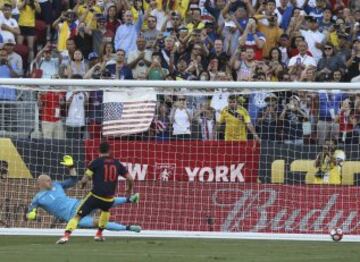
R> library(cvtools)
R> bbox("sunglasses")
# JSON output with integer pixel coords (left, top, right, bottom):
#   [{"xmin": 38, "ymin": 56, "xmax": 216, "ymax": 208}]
[
  {"xmin": 324, "ymin": 47, "xmax": 333, "ymax": 50},
  {"xmin": 178, "ymin": 98, "xmax": 186, "ymax": 101}
]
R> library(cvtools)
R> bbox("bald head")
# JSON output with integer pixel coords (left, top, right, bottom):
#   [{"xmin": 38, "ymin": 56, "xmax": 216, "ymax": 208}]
[{"xmin": 37, "ymin": 174, "xmax": 52, "ymax": 190}]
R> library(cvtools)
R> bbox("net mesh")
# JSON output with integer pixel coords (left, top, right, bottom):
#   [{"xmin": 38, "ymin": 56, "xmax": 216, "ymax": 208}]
[{"xmin": 1, "ymin": 84, "xmax": 360, "ymax": 234}]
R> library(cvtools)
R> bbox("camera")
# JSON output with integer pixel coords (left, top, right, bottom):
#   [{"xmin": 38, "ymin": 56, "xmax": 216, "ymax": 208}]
[{"xmin": 171, "ymin": 11, "xmax": 177, "ymax": 17}]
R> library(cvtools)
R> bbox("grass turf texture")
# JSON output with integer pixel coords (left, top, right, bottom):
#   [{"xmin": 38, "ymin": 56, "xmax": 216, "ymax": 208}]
[{"xmin": 0, "ymin": 236, "xmax": 358, "ymax": 262}]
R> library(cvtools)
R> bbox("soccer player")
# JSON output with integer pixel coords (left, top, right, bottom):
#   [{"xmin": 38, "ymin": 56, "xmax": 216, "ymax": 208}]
[
  {"xmin": 26, "ymin": 155, "xmax": 140, "ymax": 233},
  {"xmin": 57, "ymin": 142, "xmax": 138, "ymax": 244}
]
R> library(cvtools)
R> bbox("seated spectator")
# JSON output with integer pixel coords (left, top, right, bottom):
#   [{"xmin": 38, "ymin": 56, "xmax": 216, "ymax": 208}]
[
  {"xmin": 127, "ymin": 35, "xmax": 152, "ymax": 80},
  {"xmin": 346, "ymin": 39, "xmax": 360, "ymax": 81},
  {"xmin": 17, "ymin": 0, "xmax": 41, "ymax": 63},
  {"xmin": 147, "ymin": 52, "xmax": 168, "ymax": 80},
  {"xmin": 105, "ymin": 49, "xmax": 133, "ymax": 79},
  {"xmin": 0, "ymin": 3, "xmax": 20, "ymax": 41},
  {"xmin": 101, "ymin": 41, "xmax": 115, "ymax": 63},
  {"xmin": 65, "ymin": 75, "xmax": 89, "ymax": 140},
  {"xmin": 208, "ymin": 39, "xmax": 229, "ymax": 72},
  {"xmin": 170, "ymin": 96, "xmax": 192, "ymax": 140},
  {"xmin": 38, "ymin": 90, "xmax": 65, "ymax": 139},
  {"xmin": 65, "ymin": 49, "xmax": 88, "ymax": 78},
  {"xmin": 3, "ymin": 38, "xmax": 23, "ymax": 77},
  {"xmin": 34, "ymin": 44, "xmax": 61, "ymax": 79},
  {"xmin": 218, "ymin": 95, "xmax": 260, "ymax": 142},
  {"xmin": 279, "ymin": 95, "xmax": 309, "ymax": 144}
]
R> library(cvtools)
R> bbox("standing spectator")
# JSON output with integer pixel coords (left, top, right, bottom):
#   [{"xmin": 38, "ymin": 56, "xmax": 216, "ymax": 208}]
[
  {"xmin": 288, "ymin": 40, "xmax": 317, "ymax": 68},
  {"xmin": 194, "ymin": 101, "xmax": 216, "ymax": 140},
  {"xmin": 105, "ymin": 49, "xmax": 133, "ymax": 79},
  {"xmin": 208, "ymin": 39, "xmax": 229, "ymax": 72},
  {"xmin": 101, "ymin": 42, "xmax": 115, "ymax": 63},
  {"xmin": 238, "ymin": 17, "xmax": 266, "ymax": 60},
  {"xmin": 147, "ymin": 52, "xmax": 168, "ymax": 80},
  {"xmin": 317, "ymin": 43, "xmax": 345, "ymax": 80},
  {"xmin": 317, "ymin": 91, "xmax": 343, "ymax": 145},
  {"xmin": 0, "ymin": 48, "xmax": 18, "ymax": 132},
  {"xmin": 114, "ymin": 10, "xmax": 143, "ymax": 54},
  {"xmin": 143, "ymin": 15, "xmax": 160, "ymax": 49},
  {"xmin": 257, "ymin": 13, "xmax": 284, "ymax": 57},
  {"xmin": 0, "ymin": 3, "xmax": 20, "ymax": 41},
  {"xmin": 346, "ymin": 39, "xmax": 360, "ymax": 81},
  {"xmin": 127, "ymin": 35, "xmax": 152, "ymax": 80},
  {"xmin": 279, "ymin": 95, "xmax": 309, "ymax": 144},
  {"xmin": 232, "ymin": 46, "xmax": 257, "ymax": 81},
  {"xmin": 105, "ymin": 5, "xmax": 121, "ymax": 35},
  {"xmin": 148, "ymin": 0, "xmax": 166, "ymax": 31},
  {"xmin": 152, "ymin": 103, "xmax": 170, "ymax": 140},
  {"xmin": 74, "ymin": 22, "xmax": 92, "ymax": 59},
  {"xmin": 92, "ymin": 15, "xmax": 114, "ymax": 56},
  {"xmin": 3, "ymin": 38, "xmax": 23, "ymax": 77},
  {"xmin": 59, "ymin": 38, "xmax": 77, "ymax": 77},
  {"xmin": 65, "ymin": 75, "xmax": 88, "ymax": 140},
  {"xmin": 37, "ymin": 0, "xmax": 53, "ymax": 41},
  {"xmin": 159, "ymin": 36, "xmax": 175, "ymax": 70},
  {"xmin": 218, "ymin": 95, "xmax": 260, "ymax": 142},
  {"xmin": 300, "ymin": 16, "xmax": 326, "ymax": 62},
  {"xmin": 66, "ymin": 49, "xmax": 88, "ymax": 78},
  {"xmin": 34, "ymin": 43, "xmax": 61, "ymax": 78},
  {"xmin": 73, "ymin": 0, "xmax": 101, "ymax": 30},
  {"xmin": 186, "ymin": 7, "xmax": 205, "ymax": 33},
  {"xmin": 52, "ymin": 10, "xmax": 78, "ymax": 52},
  {"xmin": 170, "ymin": 96, "xmax": 192, "ymax": 140},
  {"xmin": 337, "ymin": 98, "xmax": 356, "ymax": 144},
  {"xmin": 256, "ymin": 93, "xmax": 280, "ymax": 140},
  {"xmin": 17, "ymin": 0, "xmax": 41, "ymax": 63},
  {"xmin": 39, "ymin": 91, "xmax": 65, "ymax": 139}
]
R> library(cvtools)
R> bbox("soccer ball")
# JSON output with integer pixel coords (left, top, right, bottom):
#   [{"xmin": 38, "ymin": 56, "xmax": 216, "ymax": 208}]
[{"xmin": 330, "ymin": 228, "xmax": 343, "ymax": 242}]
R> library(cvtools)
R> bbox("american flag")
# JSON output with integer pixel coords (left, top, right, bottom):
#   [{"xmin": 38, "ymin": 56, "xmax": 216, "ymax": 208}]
[{"xmin": 102, "ymin": 90, "xmax": 156, "ymax": 136}]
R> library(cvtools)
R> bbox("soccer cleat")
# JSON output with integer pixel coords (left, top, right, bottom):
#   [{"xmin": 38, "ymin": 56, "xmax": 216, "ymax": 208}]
[
  {"xmin": 94, "ymin": 231, "xmax": 105, "ymax": 242},
  {"xmin": 129, "ymin": 193, "xmax": 140, "ymax": 204},
  {"xmin": 128, "ymin": 225, "xmax": 141, "ymax": 233},
  {"xmin": 56, "ymin": 236, "xmax": 69, "ymax": 244}
]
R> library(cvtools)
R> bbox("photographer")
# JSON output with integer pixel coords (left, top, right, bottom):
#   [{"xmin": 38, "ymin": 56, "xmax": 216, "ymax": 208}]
[
  {"xmin": 52, "ymin": 10, "xmax": 78, "ymax": 52},
  {"xmin": 313, "ymin": 140, "xmax": 343, "ymax": 185}
]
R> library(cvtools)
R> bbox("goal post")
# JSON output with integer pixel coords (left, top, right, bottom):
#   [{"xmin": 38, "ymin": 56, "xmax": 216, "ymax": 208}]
[{"xmin": 1, "ymin": 79, "xmax": 360, "ymax": 240}]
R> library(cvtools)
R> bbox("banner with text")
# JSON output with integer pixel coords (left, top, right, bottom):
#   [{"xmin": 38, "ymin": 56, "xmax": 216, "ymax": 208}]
[{"xmin": 84, "ymin": 140, "xmax": 260, "ymax": 183}]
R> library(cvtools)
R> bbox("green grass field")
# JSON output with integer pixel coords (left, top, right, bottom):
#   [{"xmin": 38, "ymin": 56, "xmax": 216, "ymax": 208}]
[{"xmin": 0, "ymin": 236, "xmax": 358, "ymax": 262}]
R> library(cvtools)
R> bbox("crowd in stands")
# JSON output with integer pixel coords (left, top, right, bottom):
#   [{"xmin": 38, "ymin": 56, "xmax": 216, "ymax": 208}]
[{"xmin": 0, "ymin": 0, "xmax": 360, "ymax": 144}]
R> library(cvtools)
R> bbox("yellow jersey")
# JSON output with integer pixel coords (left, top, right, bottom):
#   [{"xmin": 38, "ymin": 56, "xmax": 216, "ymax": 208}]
[
  {"xmin": 218, "ymin": 106, "xmax": 251, "ymax": 141},
  {"xmin": 18, "ymin": 2, "xmax": 36, "ymax": 27},
  {"xmin": 77, "ymin": 4, "xmax": 102, "ymax": 29},
  {"xmin": 313, "ymin": 150, "xmax": 345, "ymax": 185}
]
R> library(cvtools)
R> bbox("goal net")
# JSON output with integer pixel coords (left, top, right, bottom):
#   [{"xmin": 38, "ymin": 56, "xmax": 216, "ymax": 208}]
[{"xmin": 1, "ymin": 79, "xmax": 360, "ymax": 235}]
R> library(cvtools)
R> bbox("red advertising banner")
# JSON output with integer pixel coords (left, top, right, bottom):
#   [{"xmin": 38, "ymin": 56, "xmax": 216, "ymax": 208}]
[
  {"xmin": 112, "ymin": 183, "xmax": 360, "ymax": 234},
  {"xmin": 84, "ymin": 140, "xmax": 260, "ymax": 183}
]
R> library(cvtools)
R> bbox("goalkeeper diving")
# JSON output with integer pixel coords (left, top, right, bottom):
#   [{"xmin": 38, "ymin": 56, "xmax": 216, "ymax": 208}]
[{"xmin": 27, "ymin": 155, "xmax": 141, "ymax": 233}]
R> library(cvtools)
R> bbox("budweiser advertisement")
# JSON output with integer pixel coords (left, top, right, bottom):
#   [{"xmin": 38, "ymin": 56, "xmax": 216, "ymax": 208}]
[
  {"xmin": 112, "ymin": 182, "xmax": 360, "ymax": 234},
  {"xmin": 84, "ymin": 140, "xmax": 260, "ymax": 183}
]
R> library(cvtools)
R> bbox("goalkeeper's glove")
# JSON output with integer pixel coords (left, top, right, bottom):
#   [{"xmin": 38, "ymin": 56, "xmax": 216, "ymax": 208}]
[
  {"xmin": 26, "ymin": 208, "xmax": 37, "ymax": 221},
  {"xmin": 60, "ymin": 155, "xmax": 74, "ymax": 168}
]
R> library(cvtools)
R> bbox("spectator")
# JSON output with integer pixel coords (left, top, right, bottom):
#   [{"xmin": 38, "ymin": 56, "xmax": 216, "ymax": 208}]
[
  {"xmin": 346, "ymin": 39, "xmax": 360, "ymax": 80},
  {"xmin": 34, "ymin": 43, "xmax": 61, "ymax": 79},
  {"xmin": 256, "ymin": 93, "xmax": 280, "ymax": 140},
  {"xmin": 0, "ymin": 3, "xmax": 20, "ymax": 41},
  {"xmin": 152, "ymin": 103, "xmax": 170, "ymax": 140},
  {"xmin": 143, "ymin": 15, "xmax": 160, "ymax": 49},
  {"xmin": 74, "ymin": 0, "xmax": 102, "ymax": 30},
  {"xmin": 231, "ymin": 46, "xmax": 257, "ymax": 81},
  {"xmin": 337, "ymin": 98, "xmax": 356, "ymax": 144},
  {"xmin": 66, "ymin": 49, "xmax": 88, "ymax": 78},
  {"xmin": 317, "ymin": 43, "xmax": 345, "ymax": 80},
  {"xmin": 288, "ymin": 40, "xmax": 317, "ymax": 68},
  {"xmin": 92, "ymin": 15, "xmax": 114, "ymax": 56},
  {"xmin": 52, "ymin": 10, "xmax": 78, "ymax": 52},
  {"xmin": 218, "ymin": 95, "xmax": 260, "ymax": 142},
  {"xmin": 101, "ymin": 42, "xmax": 115, "ymax": 63},
  {"xmin": 0, "ymin": 48, "xmax": 18, "ymax": 132},
  {"xmin": 147, "ymin": 52, "xmax": 168, "ymax": 80},
  {"xmin": 59, "ymin": 38, "xmax": 77, "ymax": 77},
  {"xmin": 65, "ymin": 75, "xmax": 89, "ymax": 140},
  {"xmin": 208, "ymin": 39, "xmax": 229, "ymax": 72},
  {"xmin": 105, "ymin": 49, "xmax": 133, "ymax": 79},
  {"xmin": 170, "ymin": 96, "xmax": 192, "ymax": 140},
  {"xmin": 17, "ymin": 0, "xmax": 41, "ymax": 63},
  {"xmin": 238, "ymin": 17, "xmax": 266, "ymax": 60},
  {"xmin": 300, "ymin": 16, "xmax": 326, "ymax": 62},
  {"xmin": 279, "ymin": 95, "xmax": 309, "ymax": 144},
  {"xmin": 38, "ymin": 90, "xmax": 65, "ymax": 139},
  {"xmin": 147, "ymin": 0, "xmax": 166, "ymax": 31},
  {"xmin": 105, "ymin": 5, "xmax": 121, "ymax": 35},
  {"xmin": 127, "ymin": 35, "xmax": 152, "ymax": 80},
  {"xmin": 74, "ymin": 22, "xmax": 92, "ymax": 59},
  {"xmin": 114, "ymin": 9, "xmax": 143, "ymax": 54},
  {"xmin": 194, "ymin": 101, "xmax": 216, "ymax": 140},
  {"xmin": 317, "ymin": 91, "xmax": 343, "ymax": 145},
  {"xmin": 3, "ymin": 38, "xmax": 23, "ymax": 76}
]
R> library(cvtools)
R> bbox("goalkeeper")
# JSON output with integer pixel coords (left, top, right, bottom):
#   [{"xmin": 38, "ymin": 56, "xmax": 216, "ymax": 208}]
[
  {"xmin": 26, "ymin": 155, "xmax": 140, "ymax": 233},
  {"xmin": 314, "ymin": 140, "xmax": 345, "ymax": 185}
]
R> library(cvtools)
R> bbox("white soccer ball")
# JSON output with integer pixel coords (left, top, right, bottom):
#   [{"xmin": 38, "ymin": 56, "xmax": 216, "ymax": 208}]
[{"xmin": 330, "ymin": 228, "xmax": 343, "ymax": 242}]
